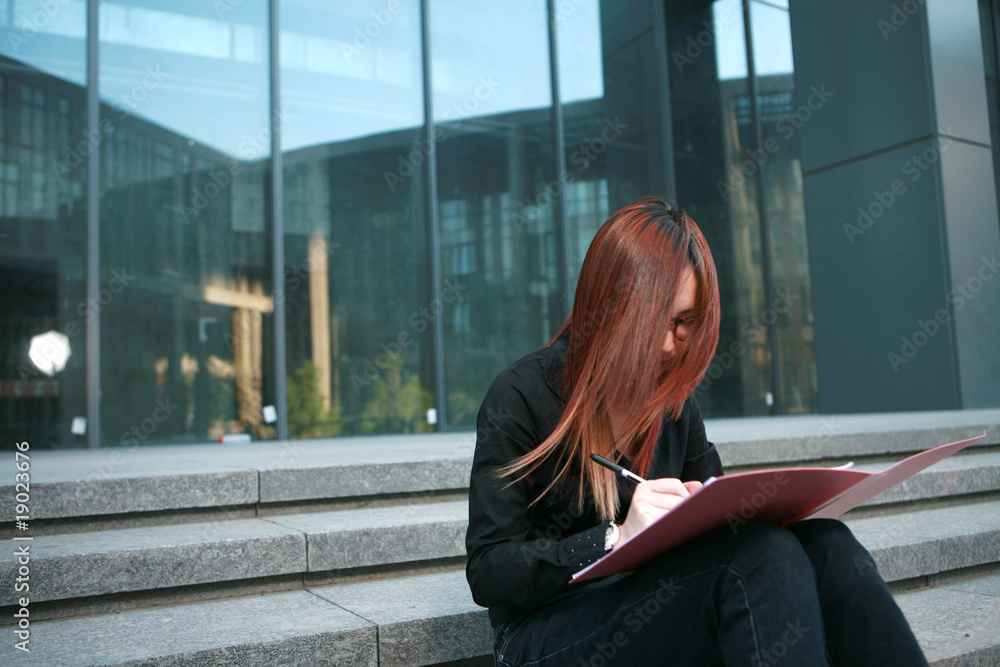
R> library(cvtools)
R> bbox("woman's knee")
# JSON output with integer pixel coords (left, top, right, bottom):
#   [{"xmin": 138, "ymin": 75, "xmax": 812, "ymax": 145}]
[
  {"xmin": 789, "ymin": 518, "xmax": 856, "ymax": 549},
  {"xmin": 725, "ymin": 523, "xmax": 816, "ymax": 578},
  {"xmin": 786, "ymin": 518, "xmax": 889, "ymax": 597},
  {"xmin": 788, "ymin": 519, "xmax": 873, "ymax": 567}
]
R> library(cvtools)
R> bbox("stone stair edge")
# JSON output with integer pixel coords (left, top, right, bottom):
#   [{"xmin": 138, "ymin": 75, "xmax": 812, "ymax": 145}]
[
  {"xmin": 5, "ymin": 445, "xmax": 998, "ymax": 539},
  {"xmin": 0, "ymin": 571, "xmax": 493, "ymax": 667},
  {"xmin": 2, "ymin": 565, "xmax": 998, "ymax": 667},
  {"xmin": 15, "ymin": 408, "xmax": 1000, "ymax": 478},
  {"xmin": 4, "ymin": 411, "xmax": 997, "ymax": 523},
  {"xmin": 895, "ymin": 572, "xmax": 1000, "ymax": 666},
  {"xmin": 3, "ymin": 497, "xmax": 998, "ymax": 611},
  {"xmin": 11, "ymin": 410, "xmax": 999, "ymax": 486}
]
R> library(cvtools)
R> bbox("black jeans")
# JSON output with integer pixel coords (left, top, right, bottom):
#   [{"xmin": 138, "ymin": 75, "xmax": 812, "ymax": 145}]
[{"xmin": 492, "ymin": 519, "xmax": 927, "ymax": 666}]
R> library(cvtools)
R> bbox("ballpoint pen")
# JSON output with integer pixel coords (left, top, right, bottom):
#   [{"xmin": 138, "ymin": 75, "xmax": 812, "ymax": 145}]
[
  {"xmin": 590, "ymin": 453, "xmax": 718, "ymax": 488},
  {"xmin": 590, "ymin": 453, "xmax": 647, "ymax": 484}
]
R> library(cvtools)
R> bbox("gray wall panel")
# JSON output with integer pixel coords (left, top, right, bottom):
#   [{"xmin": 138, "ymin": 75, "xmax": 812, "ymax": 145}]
[
  {"xmin": 803, "ymin": 142, "xmax": 960, "ymax": 413},
  {"xmin": 939, "ymin": 141, "xmax": 1000, "ymax": 407},
  {"xmin": 925, "ymin": 0, "xmax": 993, "ymax": 144},
  {"xmin": 790, "ymin": 0, "xmax": 932, "ymax": 173}
]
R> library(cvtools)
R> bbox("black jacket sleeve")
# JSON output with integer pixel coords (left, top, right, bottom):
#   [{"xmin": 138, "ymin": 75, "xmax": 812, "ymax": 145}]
[
  {"xmin": 464, "ymin": 364, "xmax": 609, "ymax": 616},
  {"xmin": 679, "ymin": 396, "xmax": 724, "ymax": 482}
]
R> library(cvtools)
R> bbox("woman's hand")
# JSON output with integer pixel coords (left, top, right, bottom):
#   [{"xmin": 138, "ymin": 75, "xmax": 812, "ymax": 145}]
[{"xmin": 614, "ymin": 478, "xmax": 703, "ymax": 549}]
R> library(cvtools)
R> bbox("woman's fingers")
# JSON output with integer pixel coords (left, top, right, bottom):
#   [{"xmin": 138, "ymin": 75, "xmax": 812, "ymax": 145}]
[
  {"xmin": 683, "ymin": 480, "xmax": 703, "ymax": 493},
  {"xmin": 617, "ymin": 478, "xmax": 697, "ymax": 545},
  {"xmin": 634, "ymin": 477, "xmax": 692, "ymax": 507}
]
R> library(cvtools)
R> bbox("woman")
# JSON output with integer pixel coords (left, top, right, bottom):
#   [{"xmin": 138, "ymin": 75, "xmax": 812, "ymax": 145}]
[{"xmin": 465, "ymin": 196, "xmax": 927, "ymax": 666}]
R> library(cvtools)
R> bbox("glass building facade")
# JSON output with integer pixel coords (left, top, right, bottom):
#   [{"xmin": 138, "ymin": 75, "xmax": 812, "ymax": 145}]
[{"xmin": 1, "ymin": 0, "xmax": 997, "ymax": 450}]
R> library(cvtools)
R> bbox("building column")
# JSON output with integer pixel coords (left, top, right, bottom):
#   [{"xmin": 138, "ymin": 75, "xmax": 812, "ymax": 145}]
[{"xmin": 790, "ymin": 0, "xmax": 1000, "ymax": 412}]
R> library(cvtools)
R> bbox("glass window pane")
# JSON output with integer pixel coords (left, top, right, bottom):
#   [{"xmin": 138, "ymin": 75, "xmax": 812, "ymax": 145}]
[
  {"xmin": 280, "ymin": 0, "xmax": 429, "ymax": 438},
  {"xmin": 429, "ymin": 0, "xmax": 557, "ymax": 429},
  {"xmin": 4, "ymin": 0, "xmax": 86, "ymax": 84},
  {"xmin": 981, "ymin": 0, "xmax": 1000, "ymax": 223},
  {"xmin": 98, "ymin": 1, "xmax": 273, "ymax": 445},
  {"xmin": 0, "ymin": 1, "xmax": 87, "ymax": 449},
  {"xmin": 750, "ymin": 0, "xmax": 817, "ymax": 414},
  {"xmin": 666, "ymin": 0, "xmax": 773, "ymax": 417},
  {"xmin": 557, "ymin": 0, "xmax": 673, "ymax": 290}
]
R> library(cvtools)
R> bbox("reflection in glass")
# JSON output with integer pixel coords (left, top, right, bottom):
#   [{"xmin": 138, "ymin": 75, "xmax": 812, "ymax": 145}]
[
  {"xmin": 2, "ymin": 0, "xmax": 86, "ymax": 84},
  {"xmin": 558, "ymin": 0, "xmax": 672, "ymax": 290},
  {"xmin": 667, "ymin": 0, "xmax": 772, "ymax": 417},
  {"xmin": 750, "ymin": 0, "xmax": 817, "ymax": 413},
  {"xmin": 429, "ymin": 0, "xmax": 558, "ymax": 428},
  {"xmin": 981, "ymin": 0, "xmax": 1000, "ymax": 221},
  {"xmin": 0, "ymin": 2, "xmax": 87, "ymax": 449},
  {"xmin": 280, "ymin": 0, "xmax": 429, "ymax": 437},
  {"xmin": 98, "ymin": 0, "xmax": 274, "ymax": 445}
]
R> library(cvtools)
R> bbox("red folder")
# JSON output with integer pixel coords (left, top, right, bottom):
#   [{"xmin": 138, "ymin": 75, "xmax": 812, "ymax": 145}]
[{"xmin": 572, "ymin": 434, "xmax": 987, "ymax": 583}]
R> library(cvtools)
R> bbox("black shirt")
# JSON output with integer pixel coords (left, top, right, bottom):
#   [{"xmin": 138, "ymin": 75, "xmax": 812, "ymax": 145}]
[{"xmin": 465, "ymin": 333, "xmax": 724, "ymax": 627}]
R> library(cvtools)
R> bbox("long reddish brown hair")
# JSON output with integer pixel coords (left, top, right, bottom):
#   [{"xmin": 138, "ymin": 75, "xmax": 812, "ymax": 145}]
[{"xmin": 500, "ymin": 196, "xmax": 720, "ymax": 521}]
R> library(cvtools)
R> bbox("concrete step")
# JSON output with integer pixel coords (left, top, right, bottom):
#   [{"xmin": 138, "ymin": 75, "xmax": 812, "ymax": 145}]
[
  {"xmin": 4, "ymin": 441, "xmax": 997, "ymax": 544},
  {"xmin": 3, "ymin": 493, "xmax": 998, "ymax": 616},
  {"xmin": 269, "ymin": 501, "xmax": 467, "ymax": 572},
  {"xmin": 710, "ymin": 409, "xmax": 999, "ymax": 467},
  {"xmin": 851, "ymin": 450, "xmax": 1000, "ymax": 512},
  {"xmin": 0, "ymin": 518, "xmax": 306, "ymax": 608},
  {"xmin": 0, "ymin": 500, "xmax": 468, "ymax": 609},
  {"xmin": 0, "ymin": 570, "xmax": 489, "ymax": 667},
  {"xmin": 4, "ymin": 411, "xmax": 995, "ymax": 525},
  {"xmin": 845, "ymin": 499, "xmax": 1000, "ymax": 584},
  {"xmin": 309, "ymin": 570, "xmax": 492, "ymax": 667},
  {"xmin": 0, "ymin": 589, "xmax": 379, "ymax": 666},
  {"xmin": 3, "ymin": 564, "xmax": 997, "ymax": 666},
  {"xmin": 896, "ymin": 572, "xmax": 1000, "ymax": 666},
  {"xmin": 0, "ymin": 433, "xmax": 478, "ymax": 523}
]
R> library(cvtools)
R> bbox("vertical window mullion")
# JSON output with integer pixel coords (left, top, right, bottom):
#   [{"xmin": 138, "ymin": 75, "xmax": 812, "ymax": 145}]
[
  {"xmin": 269, "ymin": 0, "xmax": 289, "ymax": 440},
  {"xmin": 420, "ymin": 0, "xmax": 446, "ymax": 431},
  {"xmin": 547, "ymin": 0, "xmax": 570, "ymax": 324},
  {"xmin": 86, "ymin": 0, "xmax": 100, "ymax": 447}
]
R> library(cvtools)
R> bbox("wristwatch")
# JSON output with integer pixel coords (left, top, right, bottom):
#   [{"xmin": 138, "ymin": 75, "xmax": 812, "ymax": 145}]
[{"xmin": 604, "ymin": 522, "xmax": 620, "ymax": 551}]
